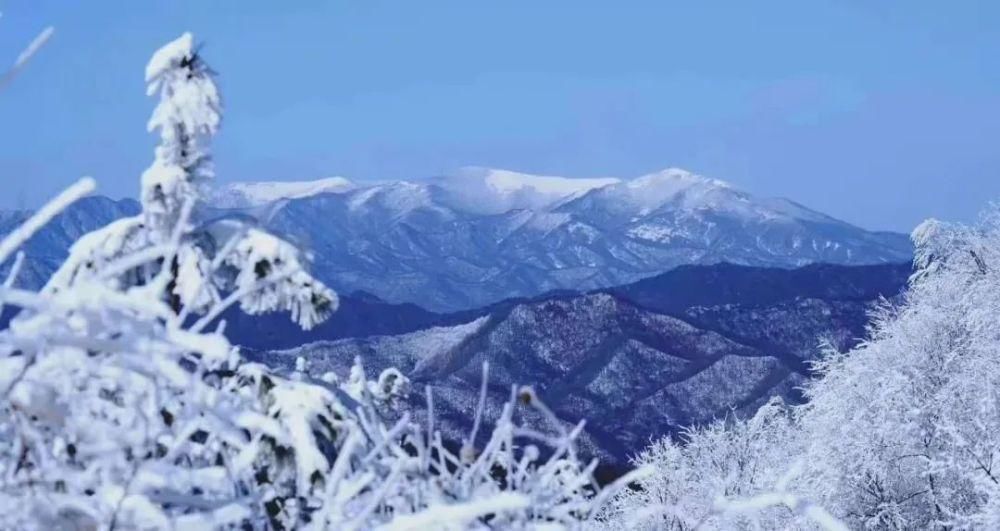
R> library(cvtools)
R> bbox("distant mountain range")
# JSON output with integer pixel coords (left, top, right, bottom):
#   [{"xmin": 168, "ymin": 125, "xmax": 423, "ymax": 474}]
[
  {"xmin": 0, "ymin": 167, "xmax": 912, "ymax": 313},
  {"xmin": 248, "ymin": 261, "xmax": 911, "ymax": 470},
  {"xmin": 219, "ymin": 167, "xmax": 913, "ymax": 311}
]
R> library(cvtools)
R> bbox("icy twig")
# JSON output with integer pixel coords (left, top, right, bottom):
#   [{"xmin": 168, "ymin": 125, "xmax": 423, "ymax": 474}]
[
  {"xmin": 0, "ymin": 177, "xmax": 94, "ymax": 265},
  {"xmin": 710, "ymin": 492, "xmax": 849, "ymax": 531},
  {"xmin": 376, "ymin": 492, "xmax": 530, "ymax": 531},
  {"xmin": 0, "ymin": 26, "xmax": 54, "ymax": 91}
]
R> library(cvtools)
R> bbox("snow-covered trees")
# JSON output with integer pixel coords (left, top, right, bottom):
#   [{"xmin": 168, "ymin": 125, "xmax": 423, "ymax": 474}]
[
  {"xmin": 45, "ymin": 32, "xmax": 335, "ymax": 331},
  {"xmin": 789, "ymin": 211, "xmax": 1000, "ymax": 529},
  {"xmin": 603, "ymin": 208, "xmax": 1000, "ymax": 529},
  {"xmin": 599, "ymin": 399, "xmax": 812, "ymax": 530},
  {"xmin": 0, "ymin": 32, "xmax": 631, "ymax": 529}
]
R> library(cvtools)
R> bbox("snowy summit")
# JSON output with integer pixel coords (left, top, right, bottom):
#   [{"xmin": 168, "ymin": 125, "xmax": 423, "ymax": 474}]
[{"xmin": 212, "ymin": 176, "xmax": 355, "ymax": 208}]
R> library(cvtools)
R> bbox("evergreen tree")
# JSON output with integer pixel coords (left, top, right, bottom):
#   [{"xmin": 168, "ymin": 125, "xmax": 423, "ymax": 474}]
[{"xmin": 46, "ymin": 32, "xmax": 335, "ymax": 330}]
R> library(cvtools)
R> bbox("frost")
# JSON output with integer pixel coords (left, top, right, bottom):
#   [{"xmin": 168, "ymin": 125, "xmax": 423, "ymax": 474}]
[
  {"xmin": 213, "ymin": 176, "xmax": 356, "ymax": 208},
  {"xmin": 434, "ymin": 166, "xmax": 620, "ymax": 215},
  {"xmin": 13, "ymin": 26, "xmax": 54, "ymax": 70},
  {"xmin": 0, "ymin": 32, "xmax": 623, "ymax": 530},
  {"xmin": 0, "ymin": 24, "xmax": 54, "ymax": 91},
  {"xmin": 45, "ymin": 33, "xmax": 333, "ymax": 332},
  {"xmin": 0, "ymin": 176, "xmax": 94, "ymax": 265},
  {"xmin": 601, "ymin": 206, "xmax": 1000, "ymax": 529},
  {"xmin": 626, "ymin": 223, "xmax": 678, "ymax": 243}
]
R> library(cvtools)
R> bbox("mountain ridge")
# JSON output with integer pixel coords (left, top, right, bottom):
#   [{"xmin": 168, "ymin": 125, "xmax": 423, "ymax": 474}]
[
  {"xmin": 251, "ymin": 167, "xmax": 912, "ymax": 310},
  {"xmin": 0, "ymin": 167, "xmax": 912, "ymax": 313},
  {"xmin": 248, "ymin": 260, "xmax": 911, "ymax": 467}
]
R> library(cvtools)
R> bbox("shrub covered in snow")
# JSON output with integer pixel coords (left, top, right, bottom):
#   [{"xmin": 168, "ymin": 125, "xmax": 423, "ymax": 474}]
[
  {"xmin": 601, "ymin": 209, "xmax": 1000, "ymax": 529},
  {"xmin": 0, "ymin": 33, "xmax": 635, "ymax": 529}
]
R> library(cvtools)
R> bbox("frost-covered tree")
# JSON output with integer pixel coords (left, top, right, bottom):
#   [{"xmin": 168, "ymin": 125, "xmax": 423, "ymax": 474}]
[
  {"xmin": 0, "ymin": 33, "xmax": 632, "ymax": 529},
  {"xmin": 45, "ymin": 32, "xmax": 335, "ymax": 330},
  {"xmin": 603, "ymin": 207, "xmax": 1000, "ymax": 530},
  {"xmin": 599, "ymin": 399, "xmax": 825, "ymax": 530},
  {"xmin": 788, "ymin": 210, "xmax": 1000, "ymax": 529}
]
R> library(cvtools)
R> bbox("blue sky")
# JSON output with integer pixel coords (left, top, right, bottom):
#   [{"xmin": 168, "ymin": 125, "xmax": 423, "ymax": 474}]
[{"xmin": 0, "ymin": 1, "xmax": 998, "ymax": 231}]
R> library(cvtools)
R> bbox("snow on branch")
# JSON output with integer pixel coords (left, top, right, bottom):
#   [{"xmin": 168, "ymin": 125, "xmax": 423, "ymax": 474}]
[
  {"xmin": 0, "ymin": 24, "xmax": 54, "ymax": 91},
  {"xmin": 14, "ymin": 26, "xmax": 54, "ymax": 70},
  {"xmin": 600, "ymin": 204, "xmax": 1000, "ymax": 529},
  {"xmin": 712, "ymin": 491, "xmax": 848, "ymax": 531},
  {"xmin": 0, "ymin": 177, "xmax": 94, "ymax": 266},
  {"xmin": 0, "ymin": 32, "xmax": 621, "ymax": 530}
]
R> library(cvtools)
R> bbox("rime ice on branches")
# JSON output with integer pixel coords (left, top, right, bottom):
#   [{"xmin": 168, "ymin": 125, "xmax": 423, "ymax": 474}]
[{"xmin": 0, "ymin": 33, "xmax": 628, "ymax": 530}]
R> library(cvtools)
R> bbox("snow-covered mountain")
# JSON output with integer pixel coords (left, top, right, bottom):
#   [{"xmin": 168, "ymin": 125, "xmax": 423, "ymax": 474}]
[
  {"xmin": 430, "ymin": 166, "xmax": 621, "ymax": 214},
  {"xmin": 250, "ymin": 167, "xmax": 911, "ymax": 310},
  {"xmin": 0, "ymin": 180, "xmax": 910, "ymax": 466},
  {"xmin": 211, "ymin": 176, "xmax": 355, "ymax": 208},
  {"xmin": 0, "ymin": 166, "xmax": 912, "ymax": 312},
  {"xmin": 249, "ymin": 261, "xmax": 911, "ymax": 468}
]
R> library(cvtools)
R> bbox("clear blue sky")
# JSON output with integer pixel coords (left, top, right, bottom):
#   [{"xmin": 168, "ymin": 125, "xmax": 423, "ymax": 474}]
[{"xmin": 1, "ymin": 1, "xmax": 998, "ymax": 231}]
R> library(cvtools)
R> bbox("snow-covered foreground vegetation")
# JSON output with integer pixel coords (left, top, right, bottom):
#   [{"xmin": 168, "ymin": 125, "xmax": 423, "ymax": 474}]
[
  {"xmin": 5, "ymin": 29, "xmax": 999, "ymax": 531},
  {"xmin": 599, "ymin": 212, "xmax": 1000, "ymax": 528},
  {"xmin": 0, "ymin": 34, "xmax": 646, "ymax": 529}
]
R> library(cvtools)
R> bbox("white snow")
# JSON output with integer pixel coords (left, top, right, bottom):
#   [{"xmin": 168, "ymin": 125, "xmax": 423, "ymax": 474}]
[
  {"xmin": 212, "ymin": 166, "xmax": 848, "ymax": 238},
  {"xmin": 213, "ymin": 176, "xmax": 355, "ymax": 207},
  {"xmin": 0, "ymin": 31, "xmax": 650, "ymax": 531},
  {"xmin": 13, "ymin": 26, "xmax": 54, "ymax": 69},
  {"xmin": 626, "ymin": 223, "xmax": 679, "ymax": 243},
  {"xmin": 405, "ymin": 316, "xmax": 488, "ymax": 351},
  {"xmin": 433, "ymin": 166, "xmax": 620, "ymax": 214},
  {"xmin": 379, "ymin": 492, "xmax": 529, "ymax": 530},
  {"xmin": 344, "ymin": 181, "xmax": 450, "ymax": 219},
  {"xmin": 601, "ymin": 167, "xmax": 749, "ymax": 216},
  {"xmin": 144, "ymin": 32, "xmax": 193, "ymax": 84},
  {"xmin": 0, "ymin": 177, "xmax": 94, "ymax": 265},
  {"xmin": 0, "ymin": 25, "xmax": 55, "ymax": 91},
  {"xmin": 524, "ymin": 211, "xmax": 571, "ymax": 232},
  {"xmin": 465, "ymin": 166, "xmax": 619, "ymax": 196},
  {"xmin": 364, "ymin": 316, "xmax": 490, "ymax": 365}
]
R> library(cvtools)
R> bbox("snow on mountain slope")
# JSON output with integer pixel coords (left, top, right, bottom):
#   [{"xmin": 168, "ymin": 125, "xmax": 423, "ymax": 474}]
[
  {"xmin": 252, "ymin": 294, "xmax": 781, "ymax": 464},
  {"xmin": 431, "ymin": 166, "xmax": 621, "ymax": 214},
  {"xmin": 250, "ymin": 167, "xmax": 911, "ymax": 310},
  {"xmin": 212, "ymin": 167, "xmax": 619, "ymax": 214},
  {"xmin": 242, "ymin": 261, "xmax": 908, "ymax": 468},
  {"xmin": 212, "ymin": 176, "xmax": 355, "ymax": 207},
  {"xmin": 611, "ymin": 167, "xmax": 733, "ymax": 212},
  {"xmin": 554, "ymin": 167, "xmax": 838, "ymax": 229},
  {"xmin": 0, "ymin": 166, "xmax": 913, "ymax": 312}
]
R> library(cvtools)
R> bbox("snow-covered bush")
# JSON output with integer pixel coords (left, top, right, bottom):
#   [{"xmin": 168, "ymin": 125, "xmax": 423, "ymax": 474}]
[
  {"xmin": 0, "ymin": 33, "xmax": 634, "ymax": 529},
  {"xmin": 602, "ymin": 208, "xmax": 1000, "ymax": 530},
  {"xmin": 789, "ymin": 211, "xmax": 1000, "ymax": 529},
  {"xmin": 598, "ymin": 399, "xmax": 834, "ymax": 530}
]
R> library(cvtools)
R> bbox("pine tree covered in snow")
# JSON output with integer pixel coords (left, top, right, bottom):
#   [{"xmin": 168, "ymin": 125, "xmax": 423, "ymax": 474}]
[
  {"xmin": 0, "ymin": 33, "xmax": 632, "ymax": 529},
  {"xmin": 45, "ymin": 32, "xmax": 335, "ymax": 330}
]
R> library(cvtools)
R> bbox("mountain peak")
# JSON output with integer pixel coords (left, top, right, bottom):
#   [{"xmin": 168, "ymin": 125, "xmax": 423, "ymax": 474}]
[
  {"xmin": 629, "ymin": 167, "xmax": 733, "ymax": 192},
  {"xmin": 574, "ymin": 167, "xmax": 740, "ymax": 214},
  {"xmin": 454, "ymin": 166, "xmax": 620, "ymax": 194},
  {"xmin": 434, "ymin": 167, "xmax": 621, "ymax": 214},
  {"xmin": 212, "ymin": 176, "xmax": 355, "ymax": 207}
]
